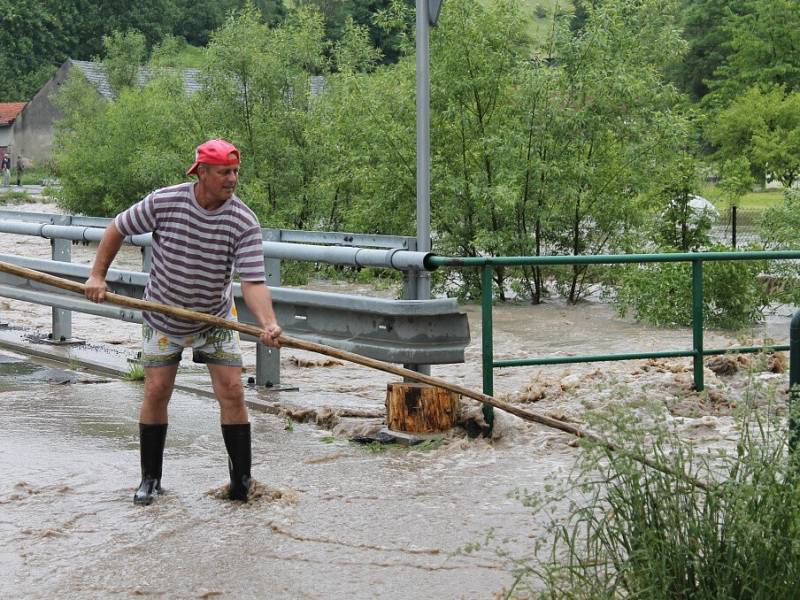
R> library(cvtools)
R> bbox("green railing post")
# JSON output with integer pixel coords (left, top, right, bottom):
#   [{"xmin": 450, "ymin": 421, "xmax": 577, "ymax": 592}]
[
  {"xmin": 481, "ymin": 264, "xmax": 495, "ymax": 430},
  {"xmin": 789, "ymin": 310, "xmax": 800, "ymax": 452},
  {"xmin": 692, "ymin": 259, "xmax": 704, "ymax": 391}
]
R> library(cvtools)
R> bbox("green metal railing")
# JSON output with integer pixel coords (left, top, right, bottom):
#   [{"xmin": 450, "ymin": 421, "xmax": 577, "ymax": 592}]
[{"xmin": 428, "ymin": 251, "xmax": 800, "ymax": 428}]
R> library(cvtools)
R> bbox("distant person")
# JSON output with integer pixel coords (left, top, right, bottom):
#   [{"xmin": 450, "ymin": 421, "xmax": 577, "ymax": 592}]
[
  {"xmin": 1, "ymin": 155, "xmax": 9, "ymax": 187},
  {"xmin": 15, "ymin": 155, "xmax": 24, "ymax": 186},
  {"xmin": 84, "ymin": 139, "xmax": 282, "ymax": 506}
]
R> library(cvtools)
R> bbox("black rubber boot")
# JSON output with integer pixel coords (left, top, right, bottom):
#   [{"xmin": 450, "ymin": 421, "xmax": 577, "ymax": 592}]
[
  {"xmin": 133, "ymin": 423, "xmax": 167, "ymax": 506},
  {"xmin": 221, "ymin": 423, "xmax": 252, "ymax": 502}
]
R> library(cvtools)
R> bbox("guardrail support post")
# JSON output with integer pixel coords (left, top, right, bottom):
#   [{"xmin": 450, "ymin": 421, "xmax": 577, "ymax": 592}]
[
  {"xmin": 256, "ymin": 230, "xmax": 282, "ymax": 387},
  {"xmin": 142, "ymin": 246, "xmax": 153, "ymax": 273},
  {"xmin": 481, "ymin": 264, "xmax": 494, "ymax": 431},
  {"xmin": 692, "ymin": 259, "xmax": 704, "ymax": 391},
  {"xmin": 50, "ymin": 216, "xmax": 74, "ymax": 343}
]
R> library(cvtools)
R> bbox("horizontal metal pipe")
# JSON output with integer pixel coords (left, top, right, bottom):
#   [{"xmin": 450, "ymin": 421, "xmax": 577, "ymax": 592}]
[
  {"xmin": 495, "ymin": 350, "xmax": 694, "ymax": 368},
  {"xmin": 0, "ymin": 284, "xmax": 142, "ymax": 323},
  {"xmin": 0, "ymin": 209, "xmax": 112, "ymax": 228},
  {"xmin": 0, "ymin": 219, "xmax": 432, "ymax": 271},
  {"xmin": 429, "ymin": 250, "xmax": 800, "ymax": 268},
  {"xmin": 495, "ymin": 345, "xmax": 791, "ymax": 368},
  {"xmin": 0, "ymin": 252, "xmax": 452, "ymax": 314},
  {"xmin": 261, "ymin": 241, "xmax": 433, "ymax": 270},
  {"xmin": 703, "ymin": 345, "xmax": 789, "ymax": 355},
  {"xmin": 0, "ymin": 220, "xmax": 152, "ymax": 246}
]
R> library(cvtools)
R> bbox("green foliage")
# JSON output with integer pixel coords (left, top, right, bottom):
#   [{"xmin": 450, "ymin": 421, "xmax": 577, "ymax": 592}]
[
  {"xmin": 311, "ymin": 44, "xmax": 416, "ymax": 234},
  {"xmin": 173, "ymin": 0, "xmax": 287, "ymax": 46},
  {"xmin": 707, "ymin": 0, "xmax": 800, "ymax": 108},
  {"xmin": 517, "ymin": 399, "xmax": 800, "ymax": 598},
  {"xmin": 123, "ymin": 362, "xmax": 146, "ymax": 381},
  {"xmin": 757, "ymin": 189, "xmax": 800, "ymax": 306},
  {"xmin": 52, "ymin": 71, "xmax": 197, "ymax": 216},
  {"xmin": 294, "ymin": 0, "xmax": 415, "ymax": 65},
  {"xmin": 614, "ymin": 250, "xmax": 770, "ymax": 330},
  {"xmin": 669, "ymin": 0, "xmax": 739, "ymax": 101},
  {"xmin": 0, "ymin": 189, "xmax": 34, "ymax": 204},
  {"xmin": 197, "ymin": 5, "xmax": 331, "ymax": 228},
  {"xmin": 650, "ymin": 154, "xmax": 712, "ymax": 252},
  {"xmin": 0, "ymin": 0, "xmax": 62, "ymax": 100},
  {"xmin": 148, "ymin": 35, "xmax": 206, "ymax": 68},
  {"xmin": 709, "ymin": 86, "xmax": 800, "ymax": 188},
  {"xmin": 717, "ymin": 156, "xmax": 755, "ymax": 207},
  {"xmin": 101, "ymin": 29, "xmax": 148, "ymax": 96},
  {"xmin": 0, "ymin": 0, "xmax": 286, "ymax": 102},
  {"xmin": 760, "ymin": 189, "xmax": 800, "ymax": 250},
  {"xmin": 505, "ymin": 0, "xmax": 687, "ymax": 302}
]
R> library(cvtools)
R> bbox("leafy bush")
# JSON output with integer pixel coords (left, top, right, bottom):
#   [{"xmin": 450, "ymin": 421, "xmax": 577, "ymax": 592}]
[
  {"xmin": 760, "ymin": 189, "xmax": 800, "ymax": 250},
  {"xmin": 53, "ymin": 71, "xmax": 195, "ymax": 216},
  {"xmin": 613, "ymin": 249, "xmax": 770, "ymax": 329},
  {"xmin": 0, "ymin": 189, "xmax": 34, "ymax": 204},
  {"xmin": 515, "ymin": 398, "xmax": 800, "ymax": 598}
]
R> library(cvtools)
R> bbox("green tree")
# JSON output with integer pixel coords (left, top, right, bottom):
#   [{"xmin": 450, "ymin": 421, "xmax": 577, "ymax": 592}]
[
  {"xmin": 197, "ymin": 5, "xmax": 330, "ymax": 227},
  {"xmin": 101, "ymin": 30, "xmax": 148, "ymax": 97},
  {"xmin": 53, "ymin": 71, "xmax": 197, "ymax": 215},
  {"xmin": 717, "ymin": 156, "xmax": 755, "ymax": 208},
  {"xmin": 671, "ymin": 0, "xmax": 741, "ymax": 101},
  {"xmin": 707, "ymin": 0, "xmax": 800, "ymax": 108},
  {"xmin": 173, "ymin": 0, "xmax": 287, "ymax": 46},
  {"xmin": 523, "ymin": 0, "xmax": 688, "ymax": 302},
  {"xmin": 651, "ymin": 154, "xmax": 711, "ymax": 252},
  {"xmin": 709, "ymin": 85, "xmax": 800, "ymax": 188},
  {"xmin": 293, "ymin": 0, "xmax": 414, "ymax": 65},
  {"xmin": 312, "ymin": 44, "xmax": 416, "ymax": 234},
  {"xmin": 0, "ymin": 0, "xmax": 62, "ymax": 100},
  {"xmin": 0, "ymin": 0, "xmax": 187, "ymax": 101}
]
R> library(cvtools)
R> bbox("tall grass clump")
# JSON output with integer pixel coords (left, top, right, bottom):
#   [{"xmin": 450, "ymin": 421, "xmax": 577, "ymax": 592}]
[{"xmin": 515, "ymin": 398, "xmax": 800, "ymax": 599}]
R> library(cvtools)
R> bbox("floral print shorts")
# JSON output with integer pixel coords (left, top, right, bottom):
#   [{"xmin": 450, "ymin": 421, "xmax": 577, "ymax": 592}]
[{"xmin": 140, "ymin": 307, "xmax": 243, "ymax": 368}]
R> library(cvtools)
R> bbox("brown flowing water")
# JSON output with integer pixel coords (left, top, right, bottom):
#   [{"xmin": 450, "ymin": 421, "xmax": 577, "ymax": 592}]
[{"xmin": 0, "ymin": 202, "xmax": 792, "ymax": 598}]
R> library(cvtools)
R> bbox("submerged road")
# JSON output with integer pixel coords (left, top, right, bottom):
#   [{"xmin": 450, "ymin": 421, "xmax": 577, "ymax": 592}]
[{"xmin": 0, "ymin": 349, "xmax": 566, "ymax": 599}]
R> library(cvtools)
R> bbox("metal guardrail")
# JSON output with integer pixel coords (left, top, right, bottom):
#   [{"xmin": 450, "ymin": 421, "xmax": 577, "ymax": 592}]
[
  {"xmin": 0, "ymin": 254, "xmax": 469, "ymax": 365},
  {"xmin": 0, "ymin": 211, "xmax": 470, "ymax": 386},
  {"xmin": 429, "ymin": 251, "xmax": 800, "ymax": 428}
]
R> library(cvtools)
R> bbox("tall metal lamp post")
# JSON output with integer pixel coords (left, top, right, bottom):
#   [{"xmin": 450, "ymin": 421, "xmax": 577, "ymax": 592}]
[{"xmin": 414, "ymin": 0, "xmax": 443, "ymax": 375}]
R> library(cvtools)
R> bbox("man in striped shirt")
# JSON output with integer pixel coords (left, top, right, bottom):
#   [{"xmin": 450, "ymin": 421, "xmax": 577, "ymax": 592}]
[{"xmin": 85, "ymin": 139, "xmax": 282, "ymax": 505}]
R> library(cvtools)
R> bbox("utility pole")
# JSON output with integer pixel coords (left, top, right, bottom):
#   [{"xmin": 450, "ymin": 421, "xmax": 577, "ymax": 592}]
[
  {"xmin": 414, "ymin": 0, "xmax": 443, "ymax": 375},
  {"xmin": 415, "ymin": 0, "xmax": 432, "ymax": 303}
]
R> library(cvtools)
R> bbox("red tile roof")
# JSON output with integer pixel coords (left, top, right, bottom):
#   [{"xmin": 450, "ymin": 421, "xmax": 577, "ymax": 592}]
[{"xmin": 0, "ymin": 103, "xmax": 26, "ymax": 126}]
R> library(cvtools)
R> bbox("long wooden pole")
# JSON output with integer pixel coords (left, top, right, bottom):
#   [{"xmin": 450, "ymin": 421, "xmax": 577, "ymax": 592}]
[{"xmin": 0, "ymin": 259, "xmax": 710, "ymax": 490}]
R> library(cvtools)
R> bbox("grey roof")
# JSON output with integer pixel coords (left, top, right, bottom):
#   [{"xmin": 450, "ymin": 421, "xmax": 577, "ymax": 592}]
[
  {"xmin": 69, "ymin": 59, "xmax": 201, "ymax": 99},
  {"xmin": 70, "ymin": 59, "xmax": 324, "ymax": 100}
]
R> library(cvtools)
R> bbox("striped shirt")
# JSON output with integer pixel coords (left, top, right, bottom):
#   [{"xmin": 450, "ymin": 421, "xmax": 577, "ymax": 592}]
[{"xmin": 115, "ymin": 182, "xmax": 265, "ymax": 336}]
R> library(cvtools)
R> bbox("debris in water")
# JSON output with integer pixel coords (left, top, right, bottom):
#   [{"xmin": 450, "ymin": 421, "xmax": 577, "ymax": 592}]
[
  {"xmin": 707, "ymin": 355, "xmax": 745, "ymax": 376},
  {"xmin": 206, "ymin": 480, "xmax": 296, "ymax": 504},
  {"xmin": 304, "ymin": 452, "xmax": 349, "ymax": 464},
  {"xmin": 768, "ymin": 352, "xmax": 787, "ymax": 373},
  {"xmin": 350, "ymin": 429, "xmax": 396, "ymax": 444},
  {"xmin": 289, "ymin": 356, "xmax": 343, "ymax": 368}
]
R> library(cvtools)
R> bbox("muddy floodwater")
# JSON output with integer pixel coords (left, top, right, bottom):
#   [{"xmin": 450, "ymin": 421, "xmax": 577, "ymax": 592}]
[{"xmin": 0, "ymin": 202, "xmax": 794, "ymax": 598}]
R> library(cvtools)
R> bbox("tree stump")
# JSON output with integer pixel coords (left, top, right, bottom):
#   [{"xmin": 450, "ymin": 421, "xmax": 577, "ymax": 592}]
[{"xmin": 385, "ymin": 382, "xmax": 460, "ymax": 433}]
